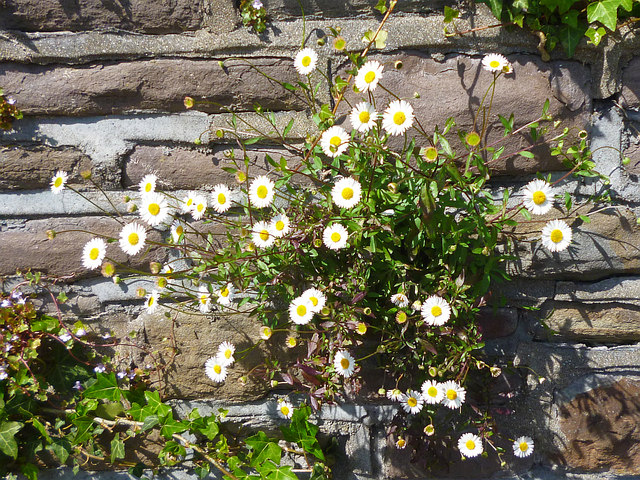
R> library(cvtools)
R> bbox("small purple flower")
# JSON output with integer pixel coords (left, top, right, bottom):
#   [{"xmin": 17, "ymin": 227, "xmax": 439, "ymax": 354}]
[
  {"xmin": 73, "ymin": 380, "xmax": 83, "ymax": 390},
  {"xmin": 94, "ymin": 363, "xmax": 106, "ymax": 374},
  {"xmin": 117, "ymin": 371, "xmax": 127, "ymax": 379},
  {"xmin": 0, "ymin": 367, "xmax": 7, "ymax": 381},
  {"xmin": 59, "ymin": 332, "xmax": 72, "ymax": 343},
  {"xmin": 252, "ymin": 0, "xmax": 263, "ymax": 8},
  {"xmin": 75, "ymin": 328, "xmax": 86, "ymax": 337},
  {"xmin": 6, "ymin": 98, "xmax": 15, "ymax": 105},
  {"xmin": 128, "ymin": 371, "xmax": 136, "ymax": 380},
  {"xmin": 1, "ymin": 300, "xmax": 12, "ymax": 308},
  {"xmin": 102, "ymin": 332, "xmax": 112, "ymax": 340}
]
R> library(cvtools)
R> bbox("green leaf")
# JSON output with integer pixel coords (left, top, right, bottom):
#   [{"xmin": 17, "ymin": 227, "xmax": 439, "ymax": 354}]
[
  {"xmin": 142, "ymin": 415, "xmax": 160, "ymax": 432},
  {"xmin": 558, "ymin": 23, "xmax": 585, "ymax": 57},
  {"xmin": 246, "ymin": 431, "xmax": 282, "ymax": 467},
  {"xmin": 0, "ymin": 421, "xmax": 23, "ymax": 458},
  {"xmin": 481, "ymin": 0, "xmax": 503, "ymax": 18},
  {"xmin": 51, "ymin": 438, "xmax": 71, "ymax": 464},
  {"xmin": 83, "ymin": 373, "xmax": 122, "ymax": 402},
  {"xmin": 585, "ymin": 26, "xmax": 607, "ymax": 45},
  {"xmin": 579, "ymin": 214, "xmax": 592, "ymax": 223},
  {"xmin": 520, "ymin": 150, "xmax": 535, "ymax": 158},
  {"xmin": 72, "ymin": 416, "xmax": 97, "ymax": 445},
  {"xmin": 20, "ymin": 463, "xmax": 38, "ymax": 480},
  {"xmin": 111, "ymin": 437, "xmax": 126, "ymax": 463},
  {"xmin": 587, "ymin": 0, "xmax": 621, "ymax": 31},
  {"xmin": 375, "ymin": 0, "xmax": 387, "ymax": 14},
  {"xmin": 144, "ymin": 390, "xmax": 171, "ymax": 417},
  {"xmin": 444, "ymin": 6, "xmax": 459, "ymax": 22}
]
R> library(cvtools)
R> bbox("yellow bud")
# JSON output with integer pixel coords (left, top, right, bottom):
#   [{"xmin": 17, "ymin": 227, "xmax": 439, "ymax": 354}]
[
  {"xmin": 183, "ymin": 96, "xmax": 195, "ymax": 109},
  {"xmin": 387, "ymin": 182, "xmax": 397, "ymax": 193},
  {"xmin": 136, "ymin": 288, "xmax": 147, "ymax": 298},
  {"xmin": 216, "ymin": 129, "xmax": 224, "ymax": 138},
  {"xmin": 101, "ymin": 262, "xmax": 115, "ymax": 278},
  {"xmin": 149, "ymin": 262, "xmax": 162, "ymax": 274},
  {"xmin": 46, "ymin": 230, "xmax": 56, "ymax": 240},
  {"xmin": 157, "ymin": 277, "xmax": 168, "ymax": 289},
  {"xmin": 80, "ymin": 170, "xmax": 92, "ymax": 179}
]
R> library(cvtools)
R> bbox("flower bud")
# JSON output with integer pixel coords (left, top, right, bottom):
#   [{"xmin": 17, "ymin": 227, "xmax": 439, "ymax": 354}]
[
  {"xmin": 271, "ymin": 380, "xmax": 279, "ymax": 388},
  {"xmin": 465, "ymin": 131, "xmax": 481, "ymax": 147},
  {"xmin": 183, "ymin": 96, "xmax": 195, "ymax": 109},
  {"xmin": 236, "ymin": 170, "xmax": 247, "ymax": 183},
  {"xmin": 80, "ymin": 170, "xmax": 92, "ymax": 180},
  {"xmin": 136, "ymin": 288, "xmax": 147, "ymax": 298},
  {"xmin": 127, "ymin": 203, "xmax": 138, "ymax": 213},
  {"xmin": 46, "ymin": 230, "xmax": 56, "ymax": 240},
  {"xmin": 424, "ymin": 424, "xmax": 435, "ymax": 436},
  {"xmin": 395, "ymin": 311, "xmax": 407, "ymax": 324},
  {"xmin": 387, "ymin": 182, "xmax": 398, "ymax": 193},
  {"xmin": 378, "ymin": 388, "xmax": 386, "ymax": 395},
  {"xmin": 428, "ymin": 366, "xmax": 438, "ymax": 377},
  {"xmin": 101, "ymin": 262, "xmax": 116, "ymax": 278},
  {"xmin": 149, "ymin": 262, "xmax": 162, "ymax": 274},
  {"xmin": 157, "ymin": 277, "xmax": 168, "ymax": 289}
]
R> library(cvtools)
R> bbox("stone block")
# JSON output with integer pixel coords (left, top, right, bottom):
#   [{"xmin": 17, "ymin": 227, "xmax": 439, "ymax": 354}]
[
  {"xmin": 620, "ymin": 56, "xmax": 640, "ymax": 108},
  {"xmin": 0, "ymin": 0, "xmax": 216, "ymax": 33},
  {"xmin": 555, "ymin": 276, "xmax": 640, "ymax": 306},
  {"xmin": 0, "ymin": 59, "xmax": 305, "ymax": 116},
  {"xmin": 477, "ymin": 307, "xmax": 518, "ymax": 339},
  {"xmin": 264, "ymin": 0, "xmax": 448, "ymax": 18}
]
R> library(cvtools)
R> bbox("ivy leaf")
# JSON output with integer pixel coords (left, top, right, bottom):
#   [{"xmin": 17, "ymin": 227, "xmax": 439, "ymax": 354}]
[
  {"xmin": 20, "ymin": 463, "xmax": 38, "ymax": 480},
  {"xmin": 83, "ymin": 373, "xmax": 122, "ymax": 402},
  {"xmin": 558, "ymin": 23, "xmax": 585, "ymax": 57},
  {"xmin": 245, "ymin": 431, "xmax": 282, "ymax": 467},
  {"xmin": 111, "ymin": 437, "xmax": 126, "ymax": 463},
  {"xmin": 587, "ymin": 0, "xmax": 621, "ymax": 31},
  {"xmin": 585, "ymin": 26, "xmax": 607, "ymax": 45},
  {"xmin": 374, "ymin": 0, "xmax": 387, "ymax": 14},
  {"xmin": 444, "ymin": 6, "xmax": 459, "ymax": 22},
  {"xmin": 0, "ymin": 421, "xmax": 23, "ymax": 458},
  {"xmin": 51, "ymin": 438, "xmax": 71, "ymax": 464}
]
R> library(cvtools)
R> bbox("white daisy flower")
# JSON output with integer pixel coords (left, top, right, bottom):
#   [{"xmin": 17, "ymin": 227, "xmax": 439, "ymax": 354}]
[
  {"xmin": 217, "ymin": 283, "xmax": 236, "ymax": 306},
  {"xmin": 386, "ymin": 388, "xmax": 403, "ymax": 402},
  {"xmin": 211, "ymin": 184, "xmax": 233, "ymax": 213},
  {"xmin": 170, "ymin": 220, "xmax": 186, "ymax": 243},
  {"xmin": 191, "ymin": 194, "xmax": 208, "ymax": 220},
  {"xmin": 139, "ymin": 174, "xmax": 157, "ymax": 196},
  {"xmin": 252, "ymin": 220, "xmax": 276, "ymax": 249},
  {"xmin": 421, "ymin": 295, "xmax": 451, "ymax": 326},
  {"xmin": 182, "ymin": 191, "xmax": 198, "ymax": 214},
  {"xmin": 301, "ymin": 288, "xmax": 326, "ymax": 312},
  {"xmin": 513, "ymin": 436, "xmax": 534, "ymax": 458},
  {"xmin": 205, "ymin": 356, "xmax": 227, "ymax": 383},
  {"xmin": 260, "ymin": 326, "xmax": 272, "ymax": 340},
  {"xmin": 270, "ymin": 214, "xmax": 291, "ymax": 238},
  {"xmin": 482, "ymin": 53, "xmax": 511, "ymax": 73},
  {"xmin": 286, "ymin": 336, "xmax": 297, "ymax": 348},
  {"xmin": 277, "ymin": 398, "xmax": 294, "ymax": 419},
  {"xmin": 355, "ymin": 60, "xmax": 383, "ymax": 92},
  {"xmin": 390, "ymin": 293, "xmax": 409, "ymax": 308},
  {"xmin": 350, "ymin": 102, "xmax": 379, "ymax": 132},
  {"xmin": 82, "ymin": 238, "xmax": 107, "ymax": 270},
  {"xmin": 400, "ymin": 390, "xmax": 424, "ymax": 414},
  {"xmin": 145, "ymin": 290, "xmax": 160, "ymax": 314},
  {"xmin": 331, "ymin": 177, "xmax": 361, "ymax": 209},
  {"xmin": 320, "ymin": 126, "xmax": 350, "ymax": 158},
  {"xmin": 323, "ymin": 223, "xmax": 349, "ymax": 250},
  {"xmin": 119, "ymin": 222, "xmax": 147, "ymax": 256},
  {"xmin": 217, "ymin": 341, "xmax": 235, "ymax": 366},
  {"xmin": 198, "ymin": 285, "xmax": 211, "ymax": 314},
  {"xmin": 458, "ymin": 432, "xmax": 483, "ymax": 458},
  {"xmin": 441, "ymin": 380, "xmax": 466, "ymax": 409},
  {"xmin": 522, "ymin": 179, "xmax": 553, "ymax": 215},
  {"xmin": 541, "ymin": 219, "xmax": 572, "ymax": 253},
  {"xmin": 50, "ymin": 171, "xmax": 68, "ymax": 194},
  {"xmin": 249, "ymin": 175, "xmax": 275, "ymax": 208},
  {"xmin": 396, "ymin": 437, "xmax": 407, "ymax": 449},
  {"xmin": 294, "ymin": 48, "xmax": 318, "ymax": 75},
  {"xmin": 421, "ymin": 380, "xmax": 444, "ymax": 405},
  {"xmin": 289, "ymin": 297, "xmax": 314, "ymax": 325},
  {"xmin": 334, "ymin": 350, "xmax": 356, "ymax": 377},
  {"xmin": 140, "ymin": 192, "xmax": 171, "ymax": 226},
  {"xmin": 382, "ymin": 100, "xmax": 414, "ymax": 136}
]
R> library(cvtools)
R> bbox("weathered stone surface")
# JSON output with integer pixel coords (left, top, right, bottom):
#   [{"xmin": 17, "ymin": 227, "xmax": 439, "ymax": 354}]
[
  {"xmin": 340, "ymin": 54, "xmax": 590, "ymax": 175},
  {"xmin": 0, "ymin": 145, "xmax": 93, "ymax": 190},
  {"xmin": 0, "ymin": 59, "xmax": 304, "ymax": 116},
  {"xmin": 556, "ymin": 277, "xmax": 640, "ymax": 306},
  {"xmin": 620, "ymin": 56, "xmax": 640, "ymax": 108},
  {"xmin": 0, "ymin": 0, "xmax": 217, "ymax": 33},
  {"xmin": 123, "ymin": 145, "xmax": 308, "ymax": 190},
  {"xmin": 264, "ymin": 0, "xmax": 448, "ymax": 18},
  {"xmin": 0, "ymin": 217, "xmax": 165, "ymax": 277},
  {"xmin": 477, "ymin": 307, "xmax": 518, "ymax": 339},
  {"xmin": 209, "ymin": 111, "xmax": 316, "ymax": 143}
]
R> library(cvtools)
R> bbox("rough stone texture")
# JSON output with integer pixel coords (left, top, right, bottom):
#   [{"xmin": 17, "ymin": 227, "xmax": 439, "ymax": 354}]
[
  {"xmin": 264, "ymin": 0, "xmax": 448, "ymax": 18},
  {"xmin": 0, "ymin": 145, "xmax": 93, "ymax": 190},
  {"xmin": 620, "ymin": 56, "xmax": 640, "ymax": 108},
  {"xmin": 0, "ymin": 0, "xmax": 215, "ymax": 33},
  {"xmin": 477, "ymin": 307, "xmax": 518, "ymax": 339},
  {"xmin": 0, "ymin": 217, "xmax": 165, "ymax": 277},
  {"xmin": 555, "ymin": 277, "xmax": 640, "ymax": 306},
  {"xmin": 0, "ymin": 59, "xmax": 305, "ymax": 116}
]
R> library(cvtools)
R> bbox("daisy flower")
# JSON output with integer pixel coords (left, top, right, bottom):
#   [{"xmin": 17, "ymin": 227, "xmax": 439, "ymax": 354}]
[
  {"xmin": 119, "ymin": 222, "xmax": 147, "ymax": 256},
  {"xmin": 323, "ymin": 223, "xmax": 349, "ymax": 250},
  {"xmin": 301, "ymin": 288, "xmax": 326, "ymax": 312},
  {"xmin": 320, "ymin": 126, "xmax": 350, "ymax": 158},
  {"xmin": 331, "ymin": 177, "xmax": 361, "ymax": 209},
  {"xmin": 356, "ymin": 322, "xmax": 367, "ymax": 335},
  {"xmin": 382, "ymin": 100, "xmax": 414, "ymax": 136},
  {"xmin": 386, "ymin": 388, "xmax": 403, "ymax": 402},
  {"xmin": 211, "ymin": 184, "xmax": 233, "ymax": 213},
  {"xmin": 421, "ymin": 295, "xmax": 451, "ymax": 326},
  {"xmin": 260, "ymin": 326, "xmax": 272, "ymax": 340},
  {"xmin": 170, "ymin": 220, "xmax": 186, "ymax": 243},
  {"xmin": 198, "ymin": 285, "xmax": 211, "ymax": 314},
  {"xmin": 400, "ymin": 390, "xmax": 424, "ymax": 414},
  {"xmin": 139, "ymin": 174, "xmax": 157, "ymax": 196},
  {"xmin": 355, "ymin": 60, "xmax": 383, "ymax": 92},
  {"xmin": 334, "ymin": 350, "xmax": 356, "ymax": 377},
  {"xmin": 205, "ymin": 356, "xmax": 227, "ymax": 383},
  {"xmin": 145, "ymin": 290, "xmax": 160, "ymax": 314},
  {"xmin": 482, "ymin": 53, "xmax": 511, "ymax": 73},
  {"xmin": 50, "ymin": 171, "xmax": 68, "ymax": 194},
  {"xmin": 191, "ymin": 194, "xmax": 208, "ymax": 220},
  {"xmin": 513, "ymin": 436, "xmax": 534, "ymax": 458},
  {"xmin": 458, "ymin": 433, "xmax": 483, "ymax": 458},
  {"xmin": 82, "ymin": 238, "xmax": 107, "ymax": 270},
  {"xmin": 390, "ymin": 293, "xmax": 409, "ymax": 308},
  {"xmin": 270, "ymin": 214, "xmax": 291, "ymax": 238},
  {"xmin": 252, "ymin": 220, "xmax": 275, "ymax": 249},
  {"xmin": 522, "ymin": 179, "xmax": 553, "ymax": 215},
  {"xmin": 294, "ymin": 48, "xmax": 318, "ymax": 75},
  {"xmin": 441, "ymin": 380, "xmax": 466, "ymax": 409},
  {"xmin": 277, "ymin": 398, "xmax": 294, "ymax": 419},
  {"xmin": 140, "ymin": 192, "xmax": 171, "ymax": 226},
  {"xmin": 217, "ymin": 283, "xmax": 235, "ymax": 306},
  {"xmin": 396, "ymin": 437, "xmax": 407, "ymax": 449},
  {"xmin": 350, "ymin": 102, "xmax": 378, "ymax": 132},
  {"xmin": 421, "ymin": 380, "xmax": 444, "ymax": 405},
  {"xmin": 217, "ymin": 341, "xmax": 235, "ymax": 366},
  {"xmin": 541, "ymin": 219, "xmax": 572, "ymax": 252},
  {"xmin": 182, "ymin": 191, "xmax": 197, "ymax": 213},
  {"xmin": 249, "ymin": 175, "xmax": 275, "ymax": 208},
  {"xmin": 289, "ymin": 297, "xmax": 314, "ymax": 325},
  {"xmin": 286, "ymin": 336, "xmax": 297, "ymax": 348}
]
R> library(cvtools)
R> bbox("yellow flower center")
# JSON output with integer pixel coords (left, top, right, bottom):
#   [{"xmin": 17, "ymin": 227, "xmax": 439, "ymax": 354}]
[
  {"xmin": 148, "ymin": 297, "xmax": 155, "ymax": 306},
  {"xmin": 364, "ymin": 71, "xmax": 376, "ymax": 83},
  {"xmin": 397, "ymin": 439, "xmax": 406, "ymax": 448},
  {"xmin": 358, "ymin": 110, "xmax": 370, "ymax": 123},
  {"xmin": 217, "ymin": 193, "xmax": 226, "ymax": 204},
  {"xmin": 275, "ymin": 220, "xmax": 285, "ymax": 231},
  {"xmin": 261, "ymin": 327, "xmax": 272, "ymax": 339},
  {"xmin": 431, "ymin": 305, "xmax": 442, "ymax": 317},
  {"xmin": 519, "ymin": 442, "xmax": 528, "ymax": 452},
  {"xmin": 176, "ymin": 226, "xmax": 183, "ymax": 236},
  {"xmin": 533, "ymin": 191, "xmax": 546, "ymax": 205},
  {"xmin": 393, "ymin": 111, "xmax": 406, "ymax": 125},
  {"xmin": 257, "ymin": 185, "xmax": 268, "ymax": 199},
  {"xmin": 302, "ymin": 56, "xmax": 311, "ymax": 67},
  {"xmin": 550, "ymin": 229, "xmax": 563, "ymax": 243},
  {"xmin": 331, "ymin": 232, "xmax": 341, "ymax": 243},
  {"xmin": 330, "ymin": 136, "xmax": 342, "ymax": 147},
  {"xmin": 128, "ymin": 232, "xmax": 139, "ymax": 245},
  {"xmin": 340, "ymin": 358, "xmax": 350, "ymax": 369},
  {"xmin": 186, "ymin": 198, "xmax": 193, "ymax": 206},
  {"xmin": 259, "ymin": 229, "xmax": 270, "ymax": 241},
  {"xmin": 423, "ymin": 146, "xmax": 438, "ymax": 161},
  {"xmin": 427, "ymin": 386, "xmax": 438, "ymax": 397},
  {"xmin": 224, "ymin": 350, "xmax": 232, "ymax": 359},
  {"xmin": 287, "ymin": 337, "xmax": 297, "ymax": 347},
  {"xmin": 89, "ymin": 247, "xmax": 100, "ymax": 260},
  {"xmin": 281, "ymin": 405, "xmax": 290, "ymax": 416},
  {"xmin": 214, "ymin": 365, "xmax": 221, "ymax": 374},
  {"xmin": 296, "ymin": 304, "xmax": 307, "ymax": 316},
  {"xmin": 357, "ymin": 323, "xmax": 367, "ymax": 334},
  {"xmin": 148, "ymin": 203, "xmax": 160, "ymax": 216},
  {"xmin": 145, "ymin": 183, "xmax": 152, "ymax": 192},
  {"xmin": 220, "ymin": 287, "xmax": 229, "ymax": 297},
  {"xmin": 309, "ymin": 296, "xmax": 318, "ymax": 306},
  {"xmin": 407, "ymin": 397, "xmax": 417, "ymax": 407},
  {"xmin": 341, "ymin": 187, "xmax": 354, "ymax": 200},
  {"xmin": 54, "ymin": 177, "xmax": 63, "ymax": 188},
  {"xmin": 396, "ymin": 311, "xmax": 407, "ymax": 324},
  {"xmin": 466, "ymin": 440, "xmax": 476, "ymax": 450},
  {"xmin": 447, "ymin": 389, "xmax": 457, "ymax": 400},
  {"xmin": 197, "ymin": 203, "xmax": 204, "ymax": 212}
]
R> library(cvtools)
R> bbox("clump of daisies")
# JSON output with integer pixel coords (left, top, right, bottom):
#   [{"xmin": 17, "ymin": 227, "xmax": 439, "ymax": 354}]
[{"xmin": 205, "ymin": 342, "xmax": 236, "ymax": 384}]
